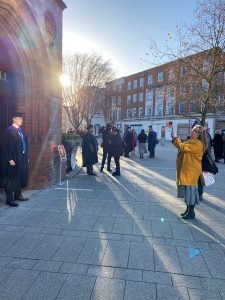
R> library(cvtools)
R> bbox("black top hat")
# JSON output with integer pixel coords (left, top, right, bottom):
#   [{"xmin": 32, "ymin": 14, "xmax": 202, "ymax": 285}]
[{"xmin": 12, "ymin": 112, "xmax": 23, "ymax": 118}]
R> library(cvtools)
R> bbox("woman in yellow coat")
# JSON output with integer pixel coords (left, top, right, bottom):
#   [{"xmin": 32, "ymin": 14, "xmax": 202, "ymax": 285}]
[{"xmin": 171, "ymin": 125, "xmax": 208, "ymax": 220}]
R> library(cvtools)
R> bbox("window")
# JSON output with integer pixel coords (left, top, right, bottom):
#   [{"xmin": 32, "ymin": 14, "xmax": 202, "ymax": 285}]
[
  {"xmin": 139, "ymin": 107, "xmax": 143, "ymax": 117},
  {"xmin": 180, "ymin": 66, "xmax": 187, "ymax": 76},
  {"xmin": 140, "ymin": 77, "xmax": 144, "ymax": 87},
  {"xmin": 146, "ymin": 106, "xmax": 153, "ymax": 117},
  {"xmin": 165, "ymin": 102, "xmax": 175, "ymax": 116},
  {"xmin": 127, "ymin": 109, "xmax": 131, "ymax": 118},
  {"xmin": 203, "ymin": 59, "xmax": 212, "ymax": 72},
  {"xmin": 132, "ymin": 108, "xmax": 137, "ymax": 117},
  {"xmin": 158, "ymin": 71, "xmax": 164, "ymax": 82},
  {"xmin": 202, "ymin": 80, "xmax": 209, "ymax": 91},
  {"xmin": 127, "ymin": 95, "xmax": 131, "ymax": 104},
  {"xmin": 168, "ymin": 70, "xmax": 175, "ymax": 82},
  {"xmin": 117, "ymin": 108, "xmax": 122, "ymax": 120},
  {"xmin": 112, "ymin": 109, "xmax": 117, "ymax": 121},
  {"xmin": 133, "ymin": 94, "xmax": 137, "ymax": 103},
  {"xmin": 118, "ymin": 96, "xmax": 122, "ymax": 106},
  {"xmin": 167, "ymin": 87, "xmax": 175, "ymax": 98},
  {"xmin": 117, "ymin": 84, "xmax": 122, "ymax": 92},
  {"xmin": 0, "ymin": 70, "xmax": 7, "ymax": 81},
  {"xmin": 112, "ymin": 96, "xmax": 116, "ymax": 106},
  {"xmin": 179, "ymin": 103, "xmax": 186, "ymax": 114},
  {"xmin": 139, "ymin": 92, "xmax": 144, "ymax": 102},
  {"xmin": 146, "ymin": 90, "xmax": 153, "ymax": 102},
  {"xmin": 189, "ymin": 101, "xmax": 196, "ymax": 113},
  {"xmin": 190, "ymin": 83, "xmax": 196, "ymax": 92},
  {"xmin": 127, "ymin": 81, "xmax": 132, "ymax": 90},
  {"xmin": 147, "ymin": 75, "xmax": 153, "ymax": 85},
  {"xmin": 155, "ymin": 88, "xmax": 164, "ymax": 116},
  {"xmin": 133, "ymin": 79, "xmax": 137, "ymax": 89}
]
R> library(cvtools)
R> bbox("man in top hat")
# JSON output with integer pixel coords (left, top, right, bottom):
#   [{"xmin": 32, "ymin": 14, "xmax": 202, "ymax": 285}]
[
  {"xmin": 2, "ymin": 113, "xmax": 29, "ymax": 206},
  {"xmin": 147, "ymin": 125, "xmax": 158, "ymax": 158},
  {"xmin": 81, "ymin": 124, "xmax": 98, "ymax": 175}
]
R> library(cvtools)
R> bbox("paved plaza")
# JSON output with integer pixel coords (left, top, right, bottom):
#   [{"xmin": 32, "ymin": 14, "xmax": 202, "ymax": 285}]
[{"xmin": 0, "ymin": 143, "xmax": 225, "ymax": 299}]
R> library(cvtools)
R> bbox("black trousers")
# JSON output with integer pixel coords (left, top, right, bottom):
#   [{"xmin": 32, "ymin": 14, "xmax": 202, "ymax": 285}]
[
  {"xmin": 124, "ymin": 147, "xmax": 130, "ymax": 158},
  {"xmin": 87, "ymin": 165, "xmax": 94, "ymax": 174},
  {"xmin": 101, "ymin": 148, "xmax": 111, "ymax": 168},
  {"xmin": 114, "ymin": 156, "xmax": 120, "ymax": 174},
  {"xmin": 5, "ymin": 186, "xmax": 21, "ymax": 202}
]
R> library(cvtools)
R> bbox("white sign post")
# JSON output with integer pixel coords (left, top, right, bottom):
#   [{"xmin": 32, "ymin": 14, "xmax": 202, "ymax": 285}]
[{"xmin": 58, "ymin": 145, "xmax": 67, "ymax": 186}]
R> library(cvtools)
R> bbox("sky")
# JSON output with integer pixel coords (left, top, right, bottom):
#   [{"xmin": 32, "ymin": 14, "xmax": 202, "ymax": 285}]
[{"xmin": 63, "ymin": 0, "xmax": 196, "ymax": 77}]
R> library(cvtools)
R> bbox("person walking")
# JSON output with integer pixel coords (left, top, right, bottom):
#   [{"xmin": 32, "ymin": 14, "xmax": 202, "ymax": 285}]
[
  {"xmin": 147, "ymin": 126, "xmax": 158, "ymax": 158},
  {"xmin": 81, "ymin": 124, "xmax": 98, "ymax": 175},
  {"xmin": 131, "ymin": 129, "xmax": 137, "ymax": 155},
  {"xmin": 99, "ymin": 124, "xmax": 112, "ymax": 172},
  {"xmin": 171, "ymin": 125, "xmax": 205, "ymax": 220},
  {"xmin": 109, "ymin": 127, "xmax": 125, "ymax": 176},
  {"xmin": 123, "ymin": 127, "xmax": 132, "ymax": 158},
  {"xmin": 1, "ymin": 114, "xmax": 29, "ymax": 207},
  {"xmin": 213, "ymin": 130, "xmax": 223, "ymax": 162},
  {"xmin": 137, "ymin": 129, "xmax": 147, "ymax": 159}
]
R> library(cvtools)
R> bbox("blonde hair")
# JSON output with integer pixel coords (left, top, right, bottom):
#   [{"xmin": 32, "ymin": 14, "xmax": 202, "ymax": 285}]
[{"xmin": 193, "ymin": 125, "xmax": 209, "ymax": 152}]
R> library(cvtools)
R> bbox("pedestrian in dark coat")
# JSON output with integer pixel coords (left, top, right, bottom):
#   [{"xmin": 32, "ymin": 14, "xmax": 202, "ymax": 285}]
[
  {"xmin": 1, "ymin": 114, "xmax": 29, "ymax": 207},
  {"xmin": 99, "ymin": 125, "xmax": 112, "ymax": 172},
  {"xmin": 123, "ymin": 127, "xmax": 132, "ymax": 158},
  {"xmin": 109, "ymin": 127, "xmax": 125, "ymax": 176},
  {"xmin": 213, "ymin": 130, "xmax": 223, "ymax": 162},
  {"xmin": 137, "ymin": 129, "xmax": 147, "ymax": 158},
  {"xmin": 147, "ymin": 126, "xmax": 158, "ymax": 158},
  {"xmin": 81, "ymin": 125, "xmax": 98, "ymax": 175}
]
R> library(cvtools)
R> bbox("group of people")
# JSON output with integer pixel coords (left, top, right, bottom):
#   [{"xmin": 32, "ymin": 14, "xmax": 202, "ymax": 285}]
[
  {"xmin": 81, "ymin": 124, "xmax": 160, "ymax": 177},
  {"xmin": 123, "ymin": 126, "xmax": 158, "ymax": 159},
  {"xmin": 81, "ymin": 124, "xmax": 124, "ymax": 177},
  {"xmin": 172, "ymin": 120, "xmax": 219, "ymax": 220}
]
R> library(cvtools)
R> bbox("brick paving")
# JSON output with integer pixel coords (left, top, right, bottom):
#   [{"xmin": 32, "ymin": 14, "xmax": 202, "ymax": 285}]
[{"xmin": 0, "ymin": 143, "xmax": 225, "ymax": 299}]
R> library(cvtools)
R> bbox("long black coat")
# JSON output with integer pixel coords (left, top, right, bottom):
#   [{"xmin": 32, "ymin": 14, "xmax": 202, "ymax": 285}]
[
  {"xmin": 1, "ymin": 126, "xmax": 28, "ymax": 191},
  {"xmin": 213, "ymin": 133, "xmax": 223, "ymax": 159},
  {"xmin": 123, "ymin": 131, "xmax": 132, "ymax": 152},
  {"xmin": 148, "ymin": 131, "xmax": 157, "ymax": 150},
  {"xmin": 109, "ymin": 134, "xmax": 124, "ymax": 157},
  {"xmin": 82, "ymin": 132, "xmax": 98, "ymax": 167}
]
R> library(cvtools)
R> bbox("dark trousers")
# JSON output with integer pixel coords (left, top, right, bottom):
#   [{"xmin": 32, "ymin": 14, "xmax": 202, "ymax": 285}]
[
  {"xmin": 101, "ymin": 148, "xmax": 111, "ymax": 168},
  {"xmin": 149, "ymin": 145, "xmax": 155, "ymax": 157},
  {"xmin": 114, "ymin": 156, "xmax": 120, "ymax": 174},
  {"xmin": 198, "ymin": 176, "xmax": 203, "ymax": 196},
  {"xmin": 5, "ymin": 186, "xmax": 21, "ymax": 202},
  {"xmin": 124, "ymin": 147, "xmax": 130, "ymax": 158},
  {"xmin": 87, "ymin": 165, "xmax": 94, "ymax": 174}
]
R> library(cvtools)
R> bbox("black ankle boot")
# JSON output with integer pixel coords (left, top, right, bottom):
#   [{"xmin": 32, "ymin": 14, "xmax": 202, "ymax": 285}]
[
  {"xmin": 182, "ymin": 205, "xmax": 195, "ymax": 219},
  {"xmin": 100, "ymin": 167, "xmax": 104, "ymax": 172},
  {"xmin": 181, "ymin": 206, "xmax": 189, "ymax": 216}
]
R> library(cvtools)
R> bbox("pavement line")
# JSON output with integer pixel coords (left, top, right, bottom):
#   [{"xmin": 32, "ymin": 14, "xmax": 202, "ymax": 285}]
[{"xmin": 55, "ymin": 188, "xmax": 94, "ymax": 192}]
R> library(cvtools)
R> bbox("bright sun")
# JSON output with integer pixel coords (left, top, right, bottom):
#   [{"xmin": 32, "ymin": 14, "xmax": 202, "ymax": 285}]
[{"xmin": 60, "ymin": 74, "xmax": 71, "ymax": 87}]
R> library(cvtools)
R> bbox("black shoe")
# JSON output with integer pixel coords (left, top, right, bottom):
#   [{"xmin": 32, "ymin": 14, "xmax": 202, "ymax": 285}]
[
  {"xmin": 100, "ymin": 167, "xmax": 104, "ymax": 172},
  {"xmin": 87, "ymin": 172, "xmax": 97, "ymax": 176},
  {"xmin": 182, "ymin": 205, "xmax": 195, "ymax": 219},
  {"xmin": 112, "ymin": 172, "xmax": 120, "ymax": 176},
  {"xmin": 181, "ymin": 206, "xmax": 189, "ymax": 216},
  {"xmin": 199, "ymin": 195, "xmax": 204, "ymax": 201},
  {"xmin": 6, "ymin": 201, "xmax": 18, "ymax": 207},
  {"xmin": 107, "ymin": 168, "xmax": 112, "ymax": 172}
]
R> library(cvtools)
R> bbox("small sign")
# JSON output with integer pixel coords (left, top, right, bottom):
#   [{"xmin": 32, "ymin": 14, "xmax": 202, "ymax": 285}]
[{"xmin": 58, "ymin": 145, "xmax": 67, "ymax": 162}]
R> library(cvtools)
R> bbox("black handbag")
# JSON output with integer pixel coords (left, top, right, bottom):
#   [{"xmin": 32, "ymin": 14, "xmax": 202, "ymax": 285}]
[{"xmin": 202, "ymin": 152, "xmax": 218, "ymax": 175}]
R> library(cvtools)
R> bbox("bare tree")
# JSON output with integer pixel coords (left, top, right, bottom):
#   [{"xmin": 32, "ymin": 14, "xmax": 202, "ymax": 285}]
[
  {"xmin": 148, "ymin": 0, "xmax": 225, "ymax": 125},
  {"xmin": 62, "ymin": 53, "xmax": 114, "ymax": 132}
]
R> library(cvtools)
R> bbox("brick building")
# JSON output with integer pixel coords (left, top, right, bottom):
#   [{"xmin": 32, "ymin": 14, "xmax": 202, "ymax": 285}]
[
  {"xmin": 106, "ymin": 51, "xmax": 225, "ymax": 140},
  {"xmin": 0, "ymin": 0, "xmax": 66, "ymax": 188}
]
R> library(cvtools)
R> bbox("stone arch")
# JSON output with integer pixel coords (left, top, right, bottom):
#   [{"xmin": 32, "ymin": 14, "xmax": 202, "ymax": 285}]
[{"xmin": 0, "ymin": 0, "xmax": 64, "ymax": 188}]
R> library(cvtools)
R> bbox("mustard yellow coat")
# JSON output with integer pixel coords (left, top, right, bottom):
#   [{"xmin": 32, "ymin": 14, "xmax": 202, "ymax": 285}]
[{"xmin": 172, "ymin": 138, "xmax": 203, "ymax": 186}]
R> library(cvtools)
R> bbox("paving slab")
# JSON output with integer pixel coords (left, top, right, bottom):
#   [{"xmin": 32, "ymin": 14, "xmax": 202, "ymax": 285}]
[
  {"xmin": 124, "ymin": 281, "xmax": 156, "ymax": 300},
  {"xmin": 90, "ymin": 277, "xmax": 125, "ymax": 300}
]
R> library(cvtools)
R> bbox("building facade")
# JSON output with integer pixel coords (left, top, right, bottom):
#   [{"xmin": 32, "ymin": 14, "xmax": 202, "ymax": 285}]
[
  {"xmin": 106, "ymin": 52, "xmax": 225, "ymax": 140},
  {"xmin": 0, "ymin": 0, "xmax": 66, "ymax": 188}
]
